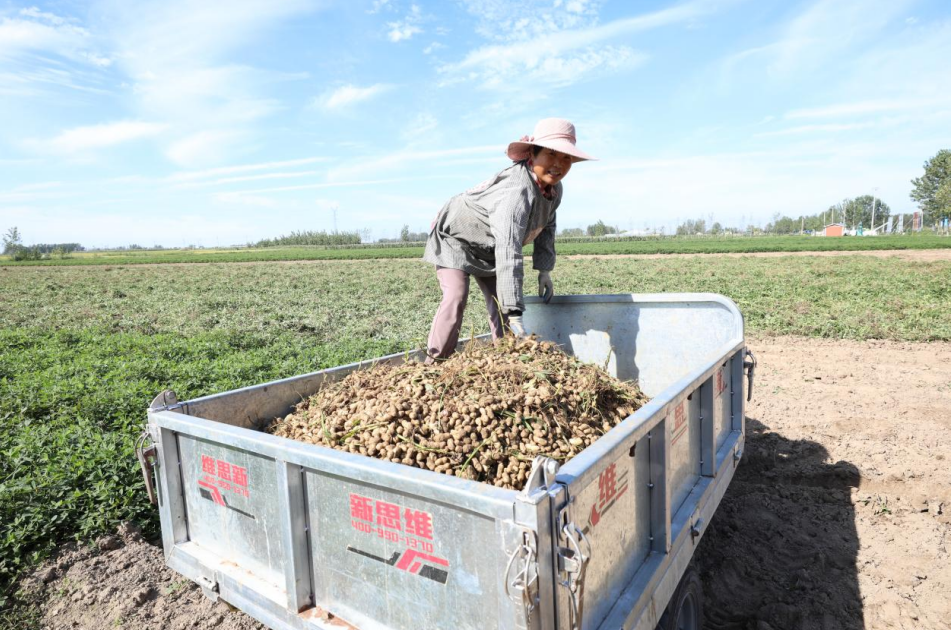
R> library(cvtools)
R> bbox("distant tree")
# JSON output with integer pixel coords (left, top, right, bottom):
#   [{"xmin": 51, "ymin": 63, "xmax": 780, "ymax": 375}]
[
  {"xmin": 586, "ymin": 220, "xmax": 616, "ymax": 237},
  {"xmin": 840, "ymin": 195, "xmax": 891, "ymax": 229},
  {"xmin": 936, "ymin": 180, "xmax": 951, "ymax": 226},
  {"xmin": 911, "ymin": 149, "xmax": 951, "ymax": 223},
  {"xmin": 400, "ymin": 224, "xmax": 410, "ymax": 242},
  {"xmin": 32, "ymin": 243, "xmax": 83, "ymax": 254},
  {"xmin": 675, "ymin": 218, "xmax": 706, "ymax": 236},
  {"xmin": 709, "ymin": 222, "xmax": 723, "ymax": 235},
  {"xmin": 559, "ymin": 227, "xmax": 584, "ymax": 237},
  {"xmin": 3, "ymin": 227, "xmax": 23, "ymax": 255},
  {"xmin": 253, "ymin": 230, "xmax": 361, "ymax": 248}
]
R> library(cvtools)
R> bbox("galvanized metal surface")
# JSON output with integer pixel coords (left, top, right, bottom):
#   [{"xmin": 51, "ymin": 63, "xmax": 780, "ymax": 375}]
[{"xmin": 145, "ymin": 293, "xmax": 747, "ymax": 630}]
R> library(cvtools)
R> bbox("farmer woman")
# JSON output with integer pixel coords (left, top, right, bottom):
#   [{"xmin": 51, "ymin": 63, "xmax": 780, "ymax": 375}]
[{"xmin": 422, "ymin": 118, "xmax": 596, "ymax": 361}]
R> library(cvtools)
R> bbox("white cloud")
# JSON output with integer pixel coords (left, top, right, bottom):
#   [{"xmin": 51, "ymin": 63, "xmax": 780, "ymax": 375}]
[
  {"xmin": 388, "ymin": 22, "xmax": 422, "ymax": 42},
  {"xmin": 367, "ymin": 0, "xmax": 392, "ymax": 14},
  {"xmin": 100, "ymin": 0, "xmax": 322, "ymax": 165},
  {"xmin": 25, "ymin": 120, "xmax": 168, "ymax": 155},
  {"xmin": 213, "ymin": 191, "xmax": 279, "ymax": 207},
  {"xmin": 784, "ymin": 99, "xmax": 940, "ymax": 120},
  {"xmin": 182, "ymin": 169, "xmax": 324, "ymax": 188},
  {"xmin": 755, "ymin": 122, "xmax": 878, "ymax": 137},
  {"xmin": 317, "ymin": 83, "xmax": 392, "ymax": 110},
  {"xmin": 440, "ymin": 1, "xmax": 707, "ymax": 88},
  {"xmin": 325, "ymin": 145, "xmax": 502, "ymax": 182},
  {"xmin": 165, "ymin": 130, "xmax": 250, "ymax": 168},
  {"xmin": 19, "ymin": 7, "xmax": 68, "ymax": 25},
  {"xmin": 724, "ymin": 0, "xmax": 914, "ymax": 79},
  {"xmin": 400, "ymin": 113, "xmax": 439, "ymax": 143},
  {"xmin": 423, "ymin": 42, "xmax": 445, "ymax": 55},
  {"xmin": 0, "ymin": 13, "xmax": 87, "ymax": 58},
  {"xmin": 461, "ymin": 0, "xmax": 603, "ymax": 42},
  {"xmin": 0, "ymin": 8, "xmax": 113, "ymax": 74},
  {"xmin": 168, "ymin": 157, "xmax": 328, "ymax": 182},
  {"xmin": 387, "ymin": 4, "xmax": 424, "ymax": 42}
]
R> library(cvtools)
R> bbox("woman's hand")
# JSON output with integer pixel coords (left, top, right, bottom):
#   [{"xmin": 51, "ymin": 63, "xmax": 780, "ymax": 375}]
[
  {"xmin": 507, "ymin": 315, "xmax": 526, "ymax": 337},
  {"xmin": 538, "ymin": 271, "xmax": 553, "ymax": 303}
]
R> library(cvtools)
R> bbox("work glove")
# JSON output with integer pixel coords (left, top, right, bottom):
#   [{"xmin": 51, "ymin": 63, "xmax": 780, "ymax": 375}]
[
  {"xmin": 538, "ymin": 271, "xmax": 554, "ymax": 304},
  {"xmin": 507, "ymin": 315, "xmax": 526, "ymax": 337}
]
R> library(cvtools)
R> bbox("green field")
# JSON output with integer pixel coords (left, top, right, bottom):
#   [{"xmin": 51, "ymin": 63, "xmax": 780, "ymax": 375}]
[
  {"xmin": 2, "ymin": 233, "xmax": 949, "ymax": 266},
  {"xmin": 1, "ymin": 253, "xmax": 950, "ymax": 611}
]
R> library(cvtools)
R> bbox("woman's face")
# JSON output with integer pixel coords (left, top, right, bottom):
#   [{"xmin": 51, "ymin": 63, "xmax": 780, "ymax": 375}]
[{"xmin": 532, "ymin": 147, "xmax": 572, "ymax": 187}]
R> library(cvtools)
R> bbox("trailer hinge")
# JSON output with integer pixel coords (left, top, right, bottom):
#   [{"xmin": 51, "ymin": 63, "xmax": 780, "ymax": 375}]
[
  {"xmin": 557, "ymin": 515, "xmax": 591, "ymax": 630},
  {"xmin": 504, "ymin": 528, "xmax": 539, "ymax": 621}
]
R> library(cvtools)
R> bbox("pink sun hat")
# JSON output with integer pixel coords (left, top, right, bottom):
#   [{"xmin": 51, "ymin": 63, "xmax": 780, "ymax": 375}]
[{"xmin": 506, "ymin": 117, "xmax": 597, "ymax": 163}]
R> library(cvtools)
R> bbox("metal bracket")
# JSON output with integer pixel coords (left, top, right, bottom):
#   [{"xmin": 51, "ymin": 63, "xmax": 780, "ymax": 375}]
[
  {"xmin": 197, "ymin": 572, "xmax": 220, "ymax": 603},
  {"xmin": 149, "ymin": 389, "xmax": 187, "ymax": 414},
  {"xmin": 690, "ymin": 517, "xmax": 704, "ymax": 542},
  {"xmin": 504, "ymin": 528, "xmax": 539, "ymax": 622},
  {"xmin": 135, "ymin": 430, "xmax": 159, "ymax": 505},
  {"xmin": 743, "ymin": 349, "xmax": 757, "ymax": 402},
  {"xmin": 522, "ymin": 456, "xmax": 559, "ymax": 495},
  {"xmin": 557, "ymin": 516, "xmax": 592, "ymax": 630}
]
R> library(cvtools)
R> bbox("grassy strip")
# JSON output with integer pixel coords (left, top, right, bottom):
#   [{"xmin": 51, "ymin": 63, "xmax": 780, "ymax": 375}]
[
  {"xmin": 0, "ymin": 327, "xmax": 404, "ymax": 604},
  {"xmin": 1, "ymin": 234, "xmax": 948, "ymax": 266},
  {"xmin": 0, "ymin": 254, "xmax": 949, "ymax": 603}
]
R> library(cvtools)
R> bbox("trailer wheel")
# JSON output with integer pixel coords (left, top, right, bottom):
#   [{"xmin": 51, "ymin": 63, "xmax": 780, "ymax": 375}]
[{"xmin": 658, "ymin": 566, "xmax": 703, "ymax": 630}]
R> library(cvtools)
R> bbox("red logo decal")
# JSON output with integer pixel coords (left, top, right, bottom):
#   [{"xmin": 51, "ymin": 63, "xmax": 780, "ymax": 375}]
[
  {"xmin": 346, "ymin": 546, "xmax": 450, "ymax": 584},
  {"xmin": 671, "ymin": 403, "xmax": 688, "ymax": 446},
  {"xmin": 350, "ymin": 493, "xmax": 434, "ymax": 542},
  {"xmin": 587, "ymin": 462, "xmax": 629, "ymax": 529},
  {"xmin": 716, "ymin": 368, "xmax": 728, "ymax": 398},
  {"xmin": 198, "ymin": 454, "xmax": 254, "ymax": 519}
]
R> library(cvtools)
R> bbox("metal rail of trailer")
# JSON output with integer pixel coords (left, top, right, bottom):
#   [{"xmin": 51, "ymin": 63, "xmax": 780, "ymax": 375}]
[{"xmin": 138, "ymin": 293, "xmax": 755, "ymax": 630}]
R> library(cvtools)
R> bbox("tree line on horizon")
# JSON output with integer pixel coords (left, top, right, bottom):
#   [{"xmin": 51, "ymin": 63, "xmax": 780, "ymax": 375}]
[{"xmin": 3, "ymin": 150, "xmax": 949, "ymax": 255}]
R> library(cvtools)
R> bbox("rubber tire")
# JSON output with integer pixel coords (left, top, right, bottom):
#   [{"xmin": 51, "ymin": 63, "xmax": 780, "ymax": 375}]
[{"xmin": 657, "ymin": 566, "xmax": 704, "ymax": 630}]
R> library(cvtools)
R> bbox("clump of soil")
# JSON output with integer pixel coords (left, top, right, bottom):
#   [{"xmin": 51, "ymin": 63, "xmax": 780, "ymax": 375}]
[{"xmin": 269, "ymin": 335, "xmax": 648, "ymax": 490}]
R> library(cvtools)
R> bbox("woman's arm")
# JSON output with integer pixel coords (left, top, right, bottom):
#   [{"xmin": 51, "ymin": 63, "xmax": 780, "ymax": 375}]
[
  {"xmin": 532, "ymin": 205, "xmax": 558, "ymax": 272},
  {"xmin": 489, "ymin": 185, "xmax": 534, "ymax": 314}
]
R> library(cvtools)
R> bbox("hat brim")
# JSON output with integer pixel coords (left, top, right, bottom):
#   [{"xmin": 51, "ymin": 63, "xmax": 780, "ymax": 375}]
[{"xmin": 506, "ymin": 139, "xmax": 597, "ymax": 163}]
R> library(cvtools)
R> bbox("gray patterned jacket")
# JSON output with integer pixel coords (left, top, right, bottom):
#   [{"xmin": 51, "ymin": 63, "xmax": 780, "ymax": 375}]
[{"xmin": 422, "ymin": 160, "xmax": 560, "ymax": 314}]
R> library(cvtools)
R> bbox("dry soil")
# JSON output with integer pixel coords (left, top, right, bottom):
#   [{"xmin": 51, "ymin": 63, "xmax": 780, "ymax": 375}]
[{"xmin": 19, "ymin": 336, "xmax": 951, "ymax": 630}]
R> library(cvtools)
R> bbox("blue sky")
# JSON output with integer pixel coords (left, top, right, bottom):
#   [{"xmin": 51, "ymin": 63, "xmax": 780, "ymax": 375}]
[{"xmin": 1, "ymin": 0, "xmax": 950, "ymax": 247}]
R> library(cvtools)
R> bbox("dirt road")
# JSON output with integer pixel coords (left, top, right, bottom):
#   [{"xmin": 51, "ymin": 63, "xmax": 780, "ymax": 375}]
[{"xmin": 20, "ymin": 337, "xmax": 951, "ymax": 629}]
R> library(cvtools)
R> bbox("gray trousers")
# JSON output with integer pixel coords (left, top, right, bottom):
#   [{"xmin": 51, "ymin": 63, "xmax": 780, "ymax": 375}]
[{"xmin": 426, "ymin": 267, "xmax": 508, "ymax": 360}]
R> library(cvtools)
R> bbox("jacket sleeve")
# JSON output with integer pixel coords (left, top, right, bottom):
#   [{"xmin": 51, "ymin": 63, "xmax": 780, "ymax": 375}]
[
  {"xmin": 532, "ymin": 196, "xmax": 559, "ymax": 272},
  {"xmin": 489, "ymin": 180, "xmax": 534, "ymax": 314}
]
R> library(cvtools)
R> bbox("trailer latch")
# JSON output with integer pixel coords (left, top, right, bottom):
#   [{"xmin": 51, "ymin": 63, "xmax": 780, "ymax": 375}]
[
  {"xmin": 558, "ymin": 522, "xmax": 591, "ymax": 630},
  {"xmin": 135, "ymin": 430, "xmax": 159, "ymax": 505},
  {"xmin": 504, "ymin": 529, "xmax": 539, "ymax": 620},
  {"xmin": 743, "ymin": 349, "xmax": 757, "ymax": 402}
]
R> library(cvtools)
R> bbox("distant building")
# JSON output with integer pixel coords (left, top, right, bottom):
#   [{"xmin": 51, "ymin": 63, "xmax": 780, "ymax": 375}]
[{"xmin": 821, "ymin": 223, "xmax": 845, "ymax": 237}]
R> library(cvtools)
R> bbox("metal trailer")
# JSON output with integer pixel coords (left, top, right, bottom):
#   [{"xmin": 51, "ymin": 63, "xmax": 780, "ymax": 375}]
[{"xmin": 139, "ymin": 293, "xmax": 755, "ymax": 630}]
